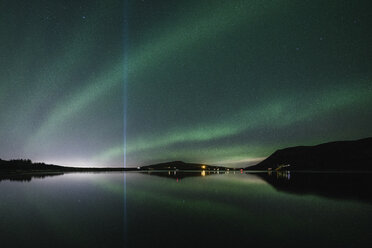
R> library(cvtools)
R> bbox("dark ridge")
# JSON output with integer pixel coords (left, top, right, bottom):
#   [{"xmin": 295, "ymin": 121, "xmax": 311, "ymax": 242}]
[
  {"xmin": 140, "ymin": 160, "xmax": 231, "ymax": 171},
  {"xmin": 246, "ymin": 137, "xmax": 372, "ymax": 171}
]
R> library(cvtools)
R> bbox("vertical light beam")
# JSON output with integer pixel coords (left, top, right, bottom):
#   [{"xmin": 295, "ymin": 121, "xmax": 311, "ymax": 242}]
[{"xmin": 123, "ymin": 0, "xmax": 129, "ymax": 246}]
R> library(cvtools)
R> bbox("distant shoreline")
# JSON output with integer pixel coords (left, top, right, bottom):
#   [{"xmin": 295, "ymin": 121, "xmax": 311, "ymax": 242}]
[{"xmin": 0, "ymin": 159, "xmax": 234, "ymax": 173}]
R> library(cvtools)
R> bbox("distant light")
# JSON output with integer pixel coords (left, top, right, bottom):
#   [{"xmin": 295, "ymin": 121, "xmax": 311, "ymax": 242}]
[{"xmin": 201, "ymin": 165, "xmax": 206, "ymax": 169}]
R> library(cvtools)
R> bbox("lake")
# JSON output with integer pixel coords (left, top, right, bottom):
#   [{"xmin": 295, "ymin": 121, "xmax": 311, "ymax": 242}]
[{"xmin": 1, "ymin": 171, "xmax": 372, "ymax": 247}]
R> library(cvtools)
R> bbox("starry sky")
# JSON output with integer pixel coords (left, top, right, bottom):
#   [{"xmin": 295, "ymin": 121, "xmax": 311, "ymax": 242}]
[{"xmin": 0, "ymin": 0, "xmax": 371, "ymax": 167}]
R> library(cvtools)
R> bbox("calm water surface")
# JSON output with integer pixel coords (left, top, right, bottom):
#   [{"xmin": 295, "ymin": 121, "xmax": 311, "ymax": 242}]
[{"xmin": 1, "ymin": 171, "xmax": 372, "ymax": 247}]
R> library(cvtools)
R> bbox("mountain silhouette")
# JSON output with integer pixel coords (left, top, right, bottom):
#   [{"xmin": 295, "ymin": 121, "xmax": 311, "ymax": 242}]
[
  {"xmin": 246, "ymin": 137, "xmax": 372, "ymax": 171},
  {"xmin": 140, "ymin": 160, "xmax": 230, "ymax": 171}
]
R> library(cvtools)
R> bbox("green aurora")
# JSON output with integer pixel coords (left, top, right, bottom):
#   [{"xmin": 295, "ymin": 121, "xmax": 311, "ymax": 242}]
[{"xmin": 0, "ymin": 0, "xmax": 371, "ymax": 167}]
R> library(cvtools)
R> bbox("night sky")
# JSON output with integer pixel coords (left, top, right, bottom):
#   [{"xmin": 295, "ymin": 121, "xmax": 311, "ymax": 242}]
[{"xmin": 0, "ymin": 0, "xmax": 371, "ymax": 167}]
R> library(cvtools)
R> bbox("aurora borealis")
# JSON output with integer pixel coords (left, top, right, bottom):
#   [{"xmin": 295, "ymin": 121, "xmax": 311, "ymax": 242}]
[{"xmin": 0, "ymin": 0, "xmax": 371, "ymax": 167}]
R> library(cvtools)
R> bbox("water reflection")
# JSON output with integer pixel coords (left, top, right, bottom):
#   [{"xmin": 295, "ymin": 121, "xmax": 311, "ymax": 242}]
[
  {"xmin": 0, "ymin": 172, "xmax": 64, "ymax": 182},
  {"xmin": 267, "ymin": 170, "xmax": 291, "ymax": 179},
  {"xmin": 0, "ymin": 169, "xmax": 235, "ymax": 184},
  {"xmin": 1, "ymin": 171, "xmax": 372, "ymax": 248},
  {"xmin": 254, "ymin": 171, "xmax": 372, "ymax": 204},
  {"xmin": 141, "ymin": 169, "xmax": 234, "ymax": 182},
  {"xmin": 141, "ymin": 170, "xmax": 372, "ymax": 204},
  {"xmin": 3, "ymin": 169, "xmax": 372, "ymax": 207}
]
